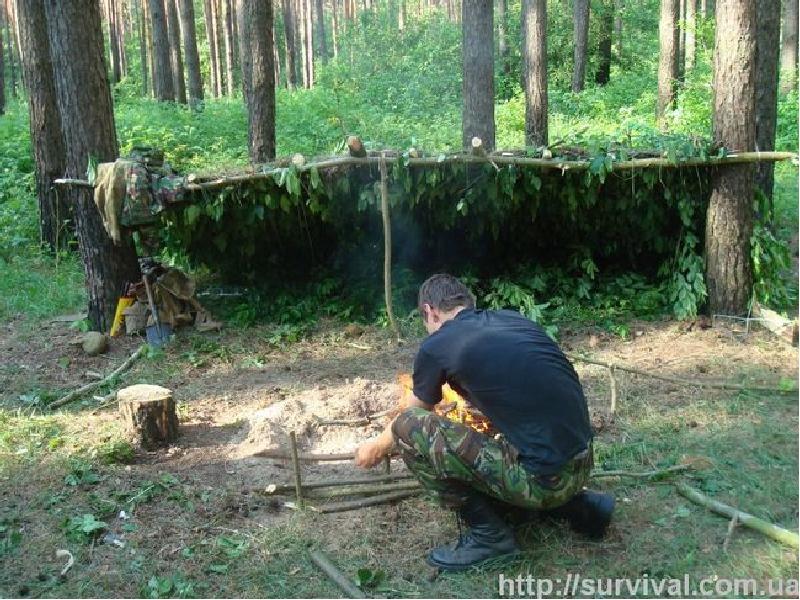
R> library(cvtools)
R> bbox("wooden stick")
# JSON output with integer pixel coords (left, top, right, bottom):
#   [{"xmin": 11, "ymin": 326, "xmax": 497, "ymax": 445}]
[
  {"xmin": 722, "ymin": 514, "xmax": 738, "ymax": 553},
  {"xmin": 675, "ymin": 483, "xmax": 799, "ymax": 549},
  {"xmin": 289, "ymin": 432, "xmax": 303, "ymax": 505},
  {"xmin": 317, "ymin": 489, "xmax": 422, "ymax": 513},
  {"xmin": 607, "ymin": 365, "xmax": 618, "ymax": 414},
  {"xmin": 254, "ymin": 449, "xmax": 400, "ymax": 462},
  {"xmin": 49, "ymin": 345, "xmax": 146, "ymax": 409},
  {"xmin": 309, "ymin": 550, "xmax": 366, "ymax": 599},
  {"xmin": 307, "ymin": 481, "xmax": 421, "ymax": 498},
  {"xmin": 591, "ymin": 464, "xmax": 691, "ymax": 479},
  {"xmin": 263, "ymin": 473, "xmax": 416, "ymax": 495},
  {"xmin": 379, "ymin": 153, "xmax": 400, "ymax": 341},
  {"xmin": 567, "ymin": 353, "xmax": 797, "ymax": 394},
  {"xmin": 53, "ymin": 151, "xmax": 798, "ymax": 190},
  {"xmin": 383, "ymin": 453, "xmax": 391, "ymax": 474}
]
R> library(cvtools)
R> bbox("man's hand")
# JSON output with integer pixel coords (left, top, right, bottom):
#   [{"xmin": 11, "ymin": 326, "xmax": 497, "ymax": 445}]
[{"xmin": 354, "ymin": 440, "xmax": 388, "ymax": 469}]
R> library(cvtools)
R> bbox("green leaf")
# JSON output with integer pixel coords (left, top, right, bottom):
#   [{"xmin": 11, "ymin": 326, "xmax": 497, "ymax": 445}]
[
  {"xmin": 309, "ymin": 166, "xmax": 322, "ymax": 190},
  {"xmin": 184, "ymin": 204, "xmax": 201, "ymax": 226}
]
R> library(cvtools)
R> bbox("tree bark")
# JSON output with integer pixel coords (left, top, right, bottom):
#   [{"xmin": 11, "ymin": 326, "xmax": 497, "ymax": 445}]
[
  {"xmin": 16, "ymin": 0, "xmax": 71, "ymax": 251},
  {"xmin": 237, "ymin": 0, "xmax": 251, "ymax": 98},
  {"xmin": 595, "ymin": 0, "xmax": 613, "ymax": 85},
  {"xmin": 106, "ymin": 0, "xmax": 122, "ymax": 83},
  {"xmin": 398, "ymin": 0, "xmax": 405, "ymax": 30},
  {"xmin": 178, "ymin": 0, "xmax": 203, "ymax": 106},
  {"xmin": 657, "ymin": 0, "xmax": 679, "ymax": 121},
  {"xmin": 706, "ymin": 0, "xmax": 756, "ymax": 315},
  {"xmin": 685, "ymin": 0, "xmax": 696, "ymax": 69},
  {"xmin": 315, "ymin": 0, "xmax": 327, "ymax": 62},
  {"xmin": 44, "ymin": 0, "xmax": 141, "ymax": 332},
  {"xmin": 754, "ymin": 0, "xmax": 780, "ymax": 208},
  {"xmin": 678, "ymin": 0, "xmax": 685, "ymax": 80},
  {"xmin": 148, "ymin": 0, "xmax": 174, "ymax": 100},
  {"xmin": 137, "ymin": 0, "xmax": 150, "ymax": 95},
  {"xmin": 781, "ymin": 0, "xmax": 798, "ymax": 93},
  {"xmin": 461, "ymin": 0, "xmax": 494, "ymax": 150},
  {"xmin": 242, "ymin": 0, "xmax": 276, "ymax": 163},
  {"xmin": 212, "ymin": 0, "xmax": 224, "ymax": 96},
  {"xmin": 224, "ymin": 0, "xmax": 236, "ymax": 96},
  {"xmin": 571, "ymin": 0, "xmax": 589, "ymax": 92},
  {"xmin": 614, "ymin": 0, "xmax": 623, "ymax": 61},
  {"xmin": 202, "ymin": 0, "xmax": 218, "ymax": 96},
  {"xmin": 296, "ymin": 0, "xmax": 307, "ymax": 87},
  {"xmin": 118, "ymin": 385, "xmax": 178, "ymax": 450},
  {"xmin": 0, "ymin": 7, "xmax": 5, "ymax": 115},
  {"xmin": 166, "ymin": 0, "xmax": 187, "ymax": 103},
  {"xmin": 331, "ymin": 0, "xmax": 339, "ymax": 56},
  {"xmin": 4, "ymin": 0, "xmax": 17, "ymax": 98},
  {"xmin": 522, "ymin": 0, "xmax": 547, "ymax": 146},
  {"xmin": 304, "ymin": 0, "xmax": 314, "ymax": 86}
]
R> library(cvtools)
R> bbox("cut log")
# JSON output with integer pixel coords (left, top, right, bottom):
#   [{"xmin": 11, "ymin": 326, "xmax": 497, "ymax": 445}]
[{"xmin": 118, "ymin": 384, "xmax": 178, "ymax": 449}]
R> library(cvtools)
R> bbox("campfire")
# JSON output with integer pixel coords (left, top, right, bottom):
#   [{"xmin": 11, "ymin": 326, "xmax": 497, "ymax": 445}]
[{"xmin": 397, "ymin": 373, "xmax": 496, "ymax": 435}]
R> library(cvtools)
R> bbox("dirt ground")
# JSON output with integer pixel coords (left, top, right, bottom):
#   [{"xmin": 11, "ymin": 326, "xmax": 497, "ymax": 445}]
[{"xmin": 0, "ymin": 314, "xmax": 797, "ymax": 597}]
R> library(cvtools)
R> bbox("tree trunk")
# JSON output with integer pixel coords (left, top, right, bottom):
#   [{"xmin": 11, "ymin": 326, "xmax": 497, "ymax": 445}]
[
  {"xmin": 203, "ymin": 0, "xmax": 218, "ymax": 96},
  {"xmin": 16, "ymin": 0, "xmax": 71, "ymax": 251},
  {"xmin": 755, "ymin": 0, "xmax": 780, "ymax": 209},
  {"xmin": 118, "ymin": 385, "xmax": 178, "ymax": 450},
  {"xmin": 296, "ymin": 0, "xmax": 307, "ymax": 87},
  {"xmin": 118, "ymin": 0, "xmax": 128, "ymax": 76},
  {"xmin": 700, "ymin": 0, "xmax": 714, "ymax": 17},
  {"xmin": 178, "ymin": 0, "xmax": 203, "ymax": 106},
  {"xmin": 522, "ymin": 0, "xmax": 547, "ymax": 146},
  {"xmin": 331, "ymin": 0, "xmax": 339, "ymax": 56},
  {"xmin": 273, "ymin": 12, "xmax": 280, "ymax": 87},
  {"xmin": 595, "ymin": 0, "xmax": 613, "ymax": 85},
  {"xmin": 571, "ymin": 0, "xmax": 589, "ymax": 92},
  {"xmin": 461, "ymin": 0, "xmax": 494, "ymax": 150},
  {"xmin": 138, "ymin": 0, "xmax": 150, "ymax": 95},
  {"xmin": 657, "ymin": 0, "xmax": 679, "ymax": 121},
  {"xmin": 224, "ymin": 0, "xmax": 235, "ymax": 96},
  {"xmin": 614, "ymin": 0, "xmax": 623, "ymax": 61},
  {"xmin": 498, "ymin": 0, "xmax": 510, "ymax": 81},
  {"xmin": 44, "ymin": 0, "xmax": 141, "ymax": 332},
  {"xmin": 398, "ymin": 0, "xmax": 405, "ymax": 30},
  {"xmin": 0, "ymin": 7, "xmax": 5, "ymax": 115},
  {"xmin": 685, "ymin": 0, "xmax": 696, "ymax": 69},
  {"xmin": 148, "ymin": 0, "xmax": 174, "ymax": 100},
  {"xmin": 677, "ymin": 0, "xmax": 685, "ymax": 80},
  {"xmin": 242, "ymin": 0, "xmax": 276, "ymax": 162},
  {"xmin": 4, "ymin": 0, "xmax": 17, "ymax": 98},
  {"xmin": 107, "ymin": 0, "xmax": 122, "ymax": 83},
  {"xmin": 781, "ymin": 0, "xmax": 798, "ymax": 93},
  {"xmin": 315, "ymin": 0, "xmax": 327, "ymax": 62},
  {"xmin": 282, "ymin": 0, "xmax": 297, "ymax": 88},
  {"xmin": 237, "ymin": 0, "xmax": 251, "ymax": 98},
  {"xmin": 166, "ymin": 0, "xmax": 187, "ymax": 103},
  {"xmin": 212, "ymin": 0, "xmax": 224, "ymax": 96},
  {"xmin": 705, "ymin": 0, "xmax": 756, "ymax": 315},
  {"xmin": 304, "ymin": 0, "xmax": 314, "ymax": 86}
]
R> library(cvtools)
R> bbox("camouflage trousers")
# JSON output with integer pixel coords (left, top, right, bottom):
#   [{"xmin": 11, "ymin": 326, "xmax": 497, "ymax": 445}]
[{"xmin": 392, "ymin": 407, "xmax": 591, "ymax": 509}]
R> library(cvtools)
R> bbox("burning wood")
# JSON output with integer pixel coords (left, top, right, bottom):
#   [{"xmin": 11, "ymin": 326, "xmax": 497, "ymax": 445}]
[{"xmin": 397, "ymin": 373, "xmax": 496, "ymax": 435}]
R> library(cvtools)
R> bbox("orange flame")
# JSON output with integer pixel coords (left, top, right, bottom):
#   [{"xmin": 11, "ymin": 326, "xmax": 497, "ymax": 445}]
[{"xmin": 397, "ymin": 373, "xmax": 496, "ymax": 435}]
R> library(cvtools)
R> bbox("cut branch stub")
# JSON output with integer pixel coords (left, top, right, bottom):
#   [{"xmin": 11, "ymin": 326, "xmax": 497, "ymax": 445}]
[{"xmin": 118, "ymin": 384, "xmax": 178, "ymax": 450}]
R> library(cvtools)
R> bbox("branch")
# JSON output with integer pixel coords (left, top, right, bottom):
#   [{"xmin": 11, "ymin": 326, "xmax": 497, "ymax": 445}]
[
  {"xmin": 675, "ymin": 483, "xmax": 799, "ymax": 549},
  {"xmin": 309, "ymin": 550, "xmax": 367, "ymax": 599},
  {"xmin": 566, "ymin": 353, "xmax": 797, "ymax": 394},
  {"xmin": 591, "ymin": 464, "xmax": 691, "ymax": 479},
  {"xmin": 253, "ymin": 449, "xmax": 400, "ymax": 462},
  {"xmin": 49, "ymin": 345, "xmax": 147, "ymax": 410},
  {"xmin": 316, "ymin": 489, "xmax": 422, "ymax": 513},
  {"xmin": 262, "ymin": 473, "xmax": 416, "ymax": 495}
]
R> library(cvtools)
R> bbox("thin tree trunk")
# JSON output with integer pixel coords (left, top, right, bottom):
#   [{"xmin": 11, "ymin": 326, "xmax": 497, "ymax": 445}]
[
  {"xmin": 595, "ymin": 0, "xmax": 613, "ymax": 85},
  {"xmin": 678, "ymin": 0, "xmax": 685, "ymax": 80},
  {"xmin": 614, "ymin": 0, "xmax": 623, "ymax": 61},
  {"xmin": 179, "ymin": 0, "xmax": 203, "ymax": 106},
  {"xmin": 4, "ymin": 0, "xmax": 17, "ymax": 98},
  {"xmin": 237, "ymin": 0, "xmax": 251, "ymax": 99},
  {"xmin": 138, "ymin": 0, "xmax": 149, "ymax": 95},
  {"xmin": 781, "ymin": 0, "xmax": 798, "ymax": 93},
  {"xmin": 166, "ymin": 0, "xmax": 187, "ymax": 103},
  {"xmin": 700, "ymin": 0, "xmax": 714, "ymax": 17},
  {"xmin": 705, "ymin": 0, "xmax": 756, "ymax": 315},
  {"xmin": 498, "ymin": 0, "xmax": 510, "ymax": 82},
  {"xmin": 203, "ymin": 0, "xmax": 218, "ymax": 96},
  {"xmin": 211, "ymin": 0, "xmax": 224, "ymax": 96},
  {"xmin": 282, "ymin": 0, "xmax": 297, "ymax": 88},
  {"xmin": 44, "ymin": 0, "xmax": 141, "ymax": 332},
  {"xmin": 143, "ymin": 0, "xmax": 155, "ymax": 95},
  {"xmin": 242, "ymin": 0, "xmax": 276, "ymax": 162},
  {"xmin": 685, "ymin": 0, "xmax": 696, "ymax": 69},
  {"xmin": 0, "ymin": 5, "xmax": 5, "ymax": 115},
  {"xmin": 296, "ymin": 0, "xmax": 307, "ymax": 87},
  {"xmin": 398, "ymin": 0, "xmax": 405, "ymax": 30},
  {"xmin": 331, "ymin": 0, "xmax": 339, "ymax": 56},
  {"xmin": 224, "ymin": 0, "xmax": 235, "ymax": 96},
  {"xmin": 657, "ymin": 0, "xmax": 679, "ymax": 121},
  {"xmin": 304, "ymin": 0, "xmax": 314, "ymax": 86},
  {"xmin": 118, "ymin": 0, "xmax": 128, "ymax": 76},
  {"xmin": 571, "ymin": 0, "xmax": 589, "ymax": 92},
  {"xmin": 315, "ymin": 0, "xmax": 327, "ymax": 62},
  {"xmin": 17, "ymin": 0, "xmax": 70, "ymax": 251},
  {"xmin": 107, "ymin": 0, "xmax": 122, "ymax": 83},
  {"xmin": 273, "ymin": 13, "xmax": 281, "ymax": 86},
  {"xmin": 755, "ymin": 0, "xmax": 781, "ymax": 209},
  {"xmin": 149, "ymin": 0, "xmax": 174, "ymax": 99},
  {"xmin": 522, "ymin": 0, "xmax": 547, "ymax": 146},
  {"xmin": 461, "ymin": 0, "xmax": 494, "ymax": 150}
]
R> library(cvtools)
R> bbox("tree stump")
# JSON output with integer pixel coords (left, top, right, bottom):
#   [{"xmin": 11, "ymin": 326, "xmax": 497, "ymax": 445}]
[{"xmin": 118, "ymin": 384, "xmax": 178, "ymax": 449}]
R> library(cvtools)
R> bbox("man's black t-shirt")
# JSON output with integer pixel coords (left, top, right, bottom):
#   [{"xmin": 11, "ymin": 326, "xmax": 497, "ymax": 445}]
[{"xmin": 412, "ymin": 308, "xmax": 592, "ymax": 476}]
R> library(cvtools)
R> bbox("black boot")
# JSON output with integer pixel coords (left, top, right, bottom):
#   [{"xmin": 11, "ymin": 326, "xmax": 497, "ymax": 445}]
[
  {"xmin": 427, "ymin": 493, "xmax": 519, "ymax": 571},
  {"xmin": 547, "ymin": 490, "xmax": 615, "ymax": 539}
]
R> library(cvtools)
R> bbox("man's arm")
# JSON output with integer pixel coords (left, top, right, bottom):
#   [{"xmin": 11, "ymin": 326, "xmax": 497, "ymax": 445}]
[{"xmin": 354, "ymin": 393, "xmax": 434, "ymax": 469}]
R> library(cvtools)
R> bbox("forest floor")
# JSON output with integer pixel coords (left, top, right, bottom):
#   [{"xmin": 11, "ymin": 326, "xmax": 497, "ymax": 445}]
[{"xmin": 0, "ymin": 312, "xmax": 797, "ymax": 598}]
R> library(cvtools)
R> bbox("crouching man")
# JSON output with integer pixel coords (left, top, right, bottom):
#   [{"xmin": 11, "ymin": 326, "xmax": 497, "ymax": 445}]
[{"xmin": 354, "ymin": 274, "xmax": 614, "ymax": 571}]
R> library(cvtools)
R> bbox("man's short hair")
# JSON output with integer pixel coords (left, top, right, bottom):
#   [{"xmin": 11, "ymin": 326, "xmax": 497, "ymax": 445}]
[{"xmin": 418, "ymin": 274, "xmax": 475, "ymax": 313}]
